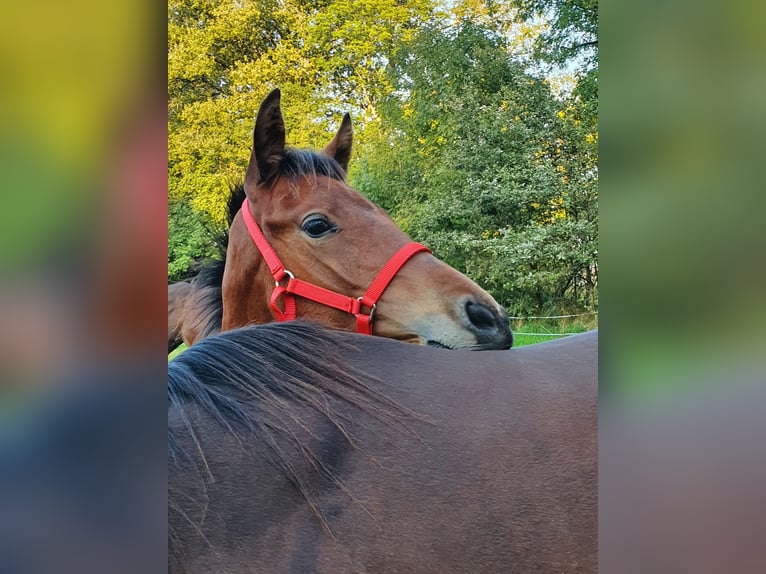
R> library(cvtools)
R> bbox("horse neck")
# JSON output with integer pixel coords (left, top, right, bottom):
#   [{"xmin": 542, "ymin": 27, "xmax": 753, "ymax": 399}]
[{"xmin": 220, "ymin": 214, "xmax": 275, "ymax": 331}]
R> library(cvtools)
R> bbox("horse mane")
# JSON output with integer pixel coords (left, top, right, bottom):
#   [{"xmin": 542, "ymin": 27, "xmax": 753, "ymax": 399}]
[
  {"xmin": 226, "ymin": 183, "xmax": 246, "ymax": 230},
  {"xmin": 185, "ymin": 259, "xmax": 224, "ymax": 340},
  {"xmin": 168, "ymin": 321, "xmax": 416, "ymax": 535},
  {"xmin": 267, "ymin": 147, "xmax": 347, "ymax": 184}
]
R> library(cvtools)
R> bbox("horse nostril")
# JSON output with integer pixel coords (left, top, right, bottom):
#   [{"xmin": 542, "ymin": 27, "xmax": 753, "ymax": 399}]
[{"xmin": 465, "ymin": 301, "xmax": 498, "ymax": 331}]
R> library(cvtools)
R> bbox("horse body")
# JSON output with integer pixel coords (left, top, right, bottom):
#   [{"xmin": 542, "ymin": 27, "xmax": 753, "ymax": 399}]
[{"xmin": 168, "ymin": 323, "xmax": 597, "ymax": 572}]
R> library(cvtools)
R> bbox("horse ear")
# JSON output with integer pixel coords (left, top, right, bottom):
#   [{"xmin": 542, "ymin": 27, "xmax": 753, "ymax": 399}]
[
  {"xmin": 246, "ymin": 88, "xmax": 285, "ymax": 189},
  {"xmin": 323, "ymin": 113, "xmax": 353, "ymax": 173}
]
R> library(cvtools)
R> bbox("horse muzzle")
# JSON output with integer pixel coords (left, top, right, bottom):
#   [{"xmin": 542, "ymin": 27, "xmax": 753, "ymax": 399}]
[{"xmin": 461, "ymin": 299, "xmax": 513, "ymax": 350}]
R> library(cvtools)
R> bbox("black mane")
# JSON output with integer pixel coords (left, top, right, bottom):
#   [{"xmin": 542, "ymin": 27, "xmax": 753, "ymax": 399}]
[
  {"xmin": 168, "ymin": 322, "xmax": 411, "ymax": 447},
  {"xmin": 267, "ymin": 147, "xmax": 346, "ymax": 184},
  {"xmin": 226, "ymin": 183, "xmax": 247, "ymax": 229},
  {"xmin": 186, "ymin": 259, "xmax": 225, "ymax": 340},
  {"xmin": 168, "ymin": 322, "xmax": 415, "ymax": 532}
]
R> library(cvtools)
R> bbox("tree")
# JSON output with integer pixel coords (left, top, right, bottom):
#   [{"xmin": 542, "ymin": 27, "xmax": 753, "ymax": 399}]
[
  {"xmin": 514, "ymin": 0, "xmax": 598, "ymax": 70},
  {"xmin": 355, "ymin": 21, "xmax": 597, "ymax": 314},
  {"xmin": 168, "ymin": 198, "xmax": 221, "ymax": 281},
  {"xmin": 169, "ymin": 0, "xmax": 434, "ymax": 222}
]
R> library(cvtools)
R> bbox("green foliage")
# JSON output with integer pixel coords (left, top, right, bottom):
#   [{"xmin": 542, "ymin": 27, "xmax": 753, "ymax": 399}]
[
  {"xmin": 354, "ymin": 21, "xmax": 597, "ymax": 315},
  {"xmin": 168, "ymin": 0, "xmax": 434, "ymax": 225},
  {"xmin": 168, "ymin": 199, "xmax": 221, "ymax": 281},
  {"xmin": 514, "ymin": 0, "xmax": 598, "ymax": 69}
]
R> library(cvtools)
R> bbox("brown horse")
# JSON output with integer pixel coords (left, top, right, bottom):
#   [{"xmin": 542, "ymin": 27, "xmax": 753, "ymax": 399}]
[
  {"xmin": 168, "ymin": 322, "xmax": 597, "ymax": 573},
  {"xmin": 168, "ymin": 281, "xmax": 192, "ymax": 353},
  {"xmin": 167, "ymin": 260, "xmax": 226, "ymax": 353},
  {"xmin": 168, "ymin": 184, "xmax": 243, "ymax": 354},
  {"xmin": 172, "ymin": 88, "xmax": 512, "ymax": 351}
]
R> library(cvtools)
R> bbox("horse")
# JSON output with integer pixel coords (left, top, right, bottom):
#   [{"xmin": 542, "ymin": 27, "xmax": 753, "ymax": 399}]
[
  {"xmin": 168, "ymin": 281, "xmax": 193, "ymax": 353},
  {"xmin": 168, "ymin": 322, "xmax": 597, "ymax": 573},
  {"xmin": 167, "ymin": 262, "xmax": 226, "ymax": 353},
  {"xmin": 170, "ymin": 88, "xmax": 513, "ymax": 352}
]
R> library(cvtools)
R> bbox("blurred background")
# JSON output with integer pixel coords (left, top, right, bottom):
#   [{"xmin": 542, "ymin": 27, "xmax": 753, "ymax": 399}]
[
  {"xmin": 0, "ymin": 0, "xmax": 167, "ymax": 387},
  {"xmin": 0, "ymin": 0, "xmax": 763, "ymax": 572},
  {"xmin": 0, "ymin": 1, "xmax": 167, "ymax": 572},
  {"xmin": 600, "ymin": 0, "xmax": 766, "ymax": 571}
]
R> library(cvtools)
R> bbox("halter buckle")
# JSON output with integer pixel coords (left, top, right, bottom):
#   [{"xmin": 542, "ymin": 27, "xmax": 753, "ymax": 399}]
[
  {"xmin": 275, "ymin": 269, "xmax": 294, "ymax": 287},
  {"xmin": 355, "ymin": 297, "xmax": 376, "ymax": 323}
]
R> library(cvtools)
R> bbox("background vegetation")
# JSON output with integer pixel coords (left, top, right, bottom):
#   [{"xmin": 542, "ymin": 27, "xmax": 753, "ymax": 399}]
[{"xmin": 168, "ymin": 0, "xmax": 598, "ymax": 324}]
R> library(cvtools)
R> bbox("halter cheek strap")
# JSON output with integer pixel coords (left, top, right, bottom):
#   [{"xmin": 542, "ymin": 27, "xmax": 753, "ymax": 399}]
[{"xmin": 241, "ymin": 198, "xmax": 430, "ymax": 335}]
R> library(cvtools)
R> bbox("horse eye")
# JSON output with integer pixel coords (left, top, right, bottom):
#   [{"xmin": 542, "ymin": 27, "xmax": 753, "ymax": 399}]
[{"xmin": 301, "ymin": 216, "xmax": 337, "ymax": 238}]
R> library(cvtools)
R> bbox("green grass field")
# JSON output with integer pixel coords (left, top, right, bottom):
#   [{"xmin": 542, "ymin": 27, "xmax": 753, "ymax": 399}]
[
  {"xmin": 510, "ymin": 317, "xmax": 596, "ymax": 346},
  {"xmin": 169, "ymin": 318, "xmax": 596, "ymax": 361}
]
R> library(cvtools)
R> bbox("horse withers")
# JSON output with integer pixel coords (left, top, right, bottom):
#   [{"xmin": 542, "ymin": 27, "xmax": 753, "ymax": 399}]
[{"xmin": 168, "ymin": 323, "xmax": 597, "ymax": 573}]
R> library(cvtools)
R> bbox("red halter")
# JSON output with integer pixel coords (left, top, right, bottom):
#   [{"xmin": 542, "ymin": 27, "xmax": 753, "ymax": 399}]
[{"xmin": 241, "ymin": 198, "xmax": 430, "ymax": 335}]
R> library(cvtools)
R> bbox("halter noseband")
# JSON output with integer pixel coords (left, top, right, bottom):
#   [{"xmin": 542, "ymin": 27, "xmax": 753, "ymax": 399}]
[{"xmin": 241, "ymin": 198, "xmax": 430, "ymax": 335}]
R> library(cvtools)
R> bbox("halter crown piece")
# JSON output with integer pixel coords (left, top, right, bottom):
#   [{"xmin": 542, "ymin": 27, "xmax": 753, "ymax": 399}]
[{"xmin": 241, "ymin": 198, "xmax": 430, "ymax": 335}]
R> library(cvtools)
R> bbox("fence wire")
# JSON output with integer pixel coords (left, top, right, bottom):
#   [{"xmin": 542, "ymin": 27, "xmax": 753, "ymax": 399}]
[
  {"xmin": 508, "ymin": 311, "xmax": 598, "ymax": 320},
  {"xmin": 510, "ymin": 311, "xmax": 598, "ymax": 338}
]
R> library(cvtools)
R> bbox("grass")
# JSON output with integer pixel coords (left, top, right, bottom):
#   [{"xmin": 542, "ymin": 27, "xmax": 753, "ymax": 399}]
[
  {"xmin": 510, "ymin": 316, "xmax": 598, "ymax": 347},
  {"xmin": 169, "ymin": 343, "xmax": 187, "ymax": 361}
]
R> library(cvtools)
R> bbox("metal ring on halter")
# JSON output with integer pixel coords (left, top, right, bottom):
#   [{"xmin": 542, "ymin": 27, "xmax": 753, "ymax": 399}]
[
  {"xmin": 356, "ymin": 297, "xmax": 376, "ymax": 322},
  {"xmin": 275, "ymin": 269, "xmax": 295, "ymax": 287}
]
